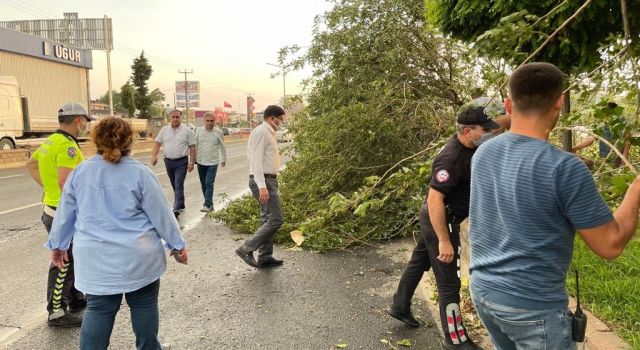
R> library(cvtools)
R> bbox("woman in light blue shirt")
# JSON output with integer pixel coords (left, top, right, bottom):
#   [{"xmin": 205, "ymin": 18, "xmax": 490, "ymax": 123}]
[{"xmin": 46, "ymin": 117, "xmax": 188, "ymax": 350}]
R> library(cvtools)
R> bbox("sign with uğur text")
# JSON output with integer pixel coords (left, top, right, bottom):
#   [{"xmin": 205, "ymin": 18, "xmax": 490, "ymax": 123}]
[
  {"xmin": 175, "ymin": 81, "xmax": 200, "ymax": 107},
  {"xmin": 43, "ymin": 42, "xmax": 82, "ymax": 63}
]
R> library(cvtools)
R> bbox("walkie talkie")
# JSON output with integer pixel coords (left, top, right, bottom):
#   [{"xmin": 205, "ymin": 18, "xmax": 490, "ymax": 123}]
[{"xmin": 572, "ymin": 269, "xmax": 588, "ymax": 342}]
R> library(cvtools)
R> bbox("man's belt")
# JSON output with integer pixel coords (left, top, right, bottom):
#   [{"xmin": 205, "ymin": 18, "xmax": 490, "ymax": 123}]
[
  {"xmin": 43, "ymin": 205, "xmax": 57, "ymax": 217},
  {"xmin": 165, "ymin": 156, "xmax": 188, "ymax": 161},
  {"xmin": 250, "ymin": 174, "xmax": 277, "ymax": 179}
]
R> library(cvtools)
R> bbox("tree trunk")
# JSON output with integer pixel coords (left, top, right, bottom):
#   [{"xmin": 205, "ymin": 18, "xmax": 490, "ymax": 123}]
[{"xmin": 561, "ymin": 88, "xmax": 572, "ymax": 152}]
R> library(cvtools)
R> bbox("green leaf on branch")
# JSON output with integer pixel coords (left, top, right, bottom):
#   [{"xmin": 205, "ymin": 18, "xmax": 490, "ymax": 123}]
[{"xmin": 610, "ymin": 174, "xmax": 636, "ymax": 197}]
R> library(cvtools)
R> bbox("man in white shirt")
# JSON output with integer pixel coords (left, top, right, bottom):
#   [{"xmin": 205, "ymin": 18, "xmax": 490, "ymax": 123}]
[
  {"xmin": 195, "ymin": 112, "xmax": 227, "ymax": 212},
  {"xmin": 236, "ymin": 105, "xmax": 285, "ymax": 268},
  {"xmin": 150, "ymin": 110, "xmax": 196, "ymax": 217}
]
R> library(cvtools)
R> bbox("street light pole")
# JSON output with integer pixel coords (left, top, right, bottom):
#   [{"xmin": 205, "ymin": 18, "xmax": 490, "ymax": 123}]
[{"xmin": 266, "ymin": 63, "xmax": 286, "ymax": 106}]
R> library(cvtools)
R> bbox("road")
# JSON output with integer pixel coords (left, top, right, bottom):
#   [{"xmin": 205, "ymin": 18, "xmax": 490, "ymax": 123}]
[{"xmin": 0, "ymin": 140, "xmax": 441, "ymax": 349}]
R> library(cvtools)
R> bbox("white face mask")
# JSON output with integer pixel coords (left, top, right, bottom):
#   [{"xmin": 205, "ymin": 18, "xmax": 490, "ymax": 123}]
[
  {"xmin": 77, "ymin": 120, "xmax": 89, "ymax": 137},
  {"xmin": 270, "ymin": 117, "xmax": 283, "ymax": 130},
  {"xmin": 471, "ymin": 129, "xmax": 493, "ymax": 147}
]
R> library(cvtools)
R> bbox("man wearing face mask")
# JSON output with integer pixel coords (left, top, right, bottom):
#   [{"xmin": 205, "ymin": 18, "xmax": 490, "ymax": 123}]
[
  {"xmin": 387, "ymin": 105, "xmax": 502, "ymax": 349},
  {"xmin": 235, "ymin": 105, "xmax": 286, "ymax": 268},
  {"xmin": 25, "ymin": 102, "xmax": 94, "ymax": 327}
]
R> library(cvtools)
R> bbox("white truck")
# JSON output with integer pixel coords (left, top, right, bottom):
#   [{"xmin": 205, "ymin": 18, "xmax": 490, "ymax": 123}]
[
  {"xmin": 0, "ymin": 76, "xmax": 65, "ymax": 149},
  {"xmin": 0, "ymin": 76, "xmax": 151, "ymax": 149}
]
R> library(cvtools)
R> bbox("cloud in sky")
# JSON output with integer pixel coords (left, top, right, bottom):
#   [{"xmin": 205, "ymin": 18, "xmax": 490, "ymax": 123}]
[{"xmin": 1, "ymin": 0, "xmax": 332, "ymax": 111}]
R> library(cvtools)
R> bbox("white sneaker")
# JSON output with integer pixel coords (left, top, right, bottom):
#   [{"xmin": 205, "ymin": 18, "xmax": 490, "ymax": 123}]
[{"xmin": 200, "ymin": 205, "xmax": 212, "ymax": 213}]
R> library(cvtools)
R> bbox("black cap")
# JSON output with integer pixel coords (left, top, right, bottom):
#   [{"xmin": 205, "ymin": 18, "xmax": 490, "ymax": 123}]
[{"xmin": 456, "ymin": 106, "xmax": 500, "ymax": 129}]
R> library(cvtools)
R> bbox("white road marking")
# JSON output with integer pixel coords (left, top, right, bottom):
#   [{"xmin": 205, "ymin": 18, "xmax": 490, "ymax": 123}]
[
  {"xmin": 0, "ymin": 203, "xmax": 41, "ymax": 215},
  {"xmin": 0, "ymin": 175, "xmax": 22, "ymax": 180},
  {"xmin": 228, "ymin": 153, "xmax": 246, "ymax": 158},
  {"xmin": 0, "ymin": 153, "xmax": 247, "ymax": 215}
]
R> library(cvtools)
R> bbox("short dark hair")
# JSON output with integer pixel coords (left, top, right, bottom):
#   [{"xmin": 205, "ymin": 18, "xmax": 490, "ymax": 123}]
[
  {"xmin": 263, "ymin": 105, "xmax": 285, "ymax": 119},
  {"xmin": 171, "ymin": 110, "xmax": 183, "ymax": 116},
  {"xmin": 58, "ymin": 115, "xmax": 83, "ymax": 124},
  {"xmin": 509, "ymin": 62, "xmax": 565, "ymax": 114}
]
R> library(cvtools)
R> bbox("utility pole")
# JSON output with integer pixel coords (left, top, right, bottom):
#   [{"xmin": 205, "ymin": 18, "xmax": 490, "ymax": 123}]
[
  {"xmin": 178, "ymin": 69, "xmax": 193, "ymax": 126},
  {"xmin": 103, "ymin": 15, "xmax": 114, "ymax": 116},
  {"xmin": 266, "ymin": 63, "xmax": 286, "ymax": 106}
]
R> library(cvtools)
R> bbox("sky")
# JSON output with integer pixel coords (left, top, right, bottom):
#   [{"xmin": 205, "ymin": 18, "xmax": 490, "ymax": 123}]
[{"xmin": 0, "ymin": 0, "xmax": 333, "ymax": 112}]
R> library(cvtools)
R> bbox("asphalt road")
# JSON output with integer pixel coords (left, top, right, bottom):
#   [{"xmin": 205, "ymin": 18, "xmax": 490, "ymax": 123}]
[{"xmin": 0, "ymin": 140, "xmax": 441, "ymax": 349}]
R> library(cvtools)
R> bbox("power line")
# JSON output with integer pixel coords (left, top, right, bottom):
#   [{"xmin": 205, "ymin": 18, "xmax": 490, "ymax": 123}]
[
  {"xmin": 0, "ymin": 0, "xmax": 55, "ymax": 19},
  {"xmin": 3, "ymin": 1, "xmax": 253, "ymax": 96}
]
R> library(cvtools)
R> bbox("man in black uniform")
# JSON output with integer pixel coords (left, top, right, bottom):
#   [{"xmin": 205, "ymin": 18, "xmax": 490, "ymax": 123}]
[{"xmin": 387, "ymin": 105, "xmax": 503, "ymax": 349}]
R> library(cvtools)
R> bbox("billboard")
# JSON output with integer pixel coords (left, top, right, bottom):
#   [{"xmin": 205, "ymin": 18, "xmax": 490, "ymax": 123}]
[
  {"xmin": 0, "ymin": 13, "xmax": 113, "ymax": 50},
  {"xmin": 175, "ymin": 81, "xmax": 200, "ymax": 108},
  {"xmin": 176, "ymin": 100, "xmax": 200, "ymax": 108}
]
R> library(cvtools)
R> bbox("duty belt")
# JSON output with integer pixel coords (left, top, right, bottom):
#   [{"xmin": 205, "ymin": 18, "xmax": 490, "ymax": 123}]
[
  {"xmin": 43, "ymin": 205, "xmax": 57, "ymax": 217},
  {"xmin": 250, "ymin": 174, "xmax": 277, "ymax": 179}
]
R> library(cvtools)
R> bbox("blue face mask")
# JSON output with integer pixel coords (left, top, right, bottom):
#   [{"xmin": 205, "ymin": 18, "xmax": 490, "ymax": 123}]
[{"xmin": 471, "ymin": 130, "xmax": 493, "ymax": 147}]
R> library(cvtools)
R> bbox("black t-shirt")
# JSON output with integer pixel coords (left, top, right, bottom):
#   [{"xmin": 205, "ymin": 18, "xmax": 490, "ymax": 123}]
[{"xmin": 429, "ymin": 134, "xmax": 475, "ymax": 222}]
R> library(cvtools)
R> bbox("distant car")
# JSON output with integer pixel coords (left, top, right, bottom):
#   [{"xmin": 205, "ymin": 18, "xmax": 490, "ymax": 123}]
[
  {"xmin": 276, "ymin": 128, "xmax": 293, "ymax": 143},
  {"xmin": 238, "ymin": 128, "xmax": 252, "ymax": 136},
  {"xmin": 222, "ymin": 127, "xmax": 230, "ymax": 136}
]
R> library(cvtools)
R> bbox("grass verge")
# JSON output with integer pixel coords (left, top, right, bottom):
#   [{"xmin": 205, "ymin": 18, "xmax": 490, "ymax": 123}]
[{"xmin": 569, "ymin": 237, "xmax": 640, "ymax": 348}]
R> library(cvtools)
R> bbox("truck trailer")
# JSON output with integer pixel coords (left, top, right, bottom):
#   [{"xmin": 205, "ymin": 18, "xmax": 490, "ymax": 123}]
[{"xmin": 0, "ymin": 25, "xmax": 93, "ymax": 150}]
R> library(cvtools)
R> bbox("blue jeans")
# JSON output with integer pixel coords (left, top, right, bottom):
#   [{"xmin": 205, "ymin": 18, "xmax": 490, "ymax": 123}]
[
  {"xmin": 80, "ymin": 280, "xmax": 161, "ymax": 350},
  {"xmin": 471, "ymin": 284, "xmax": 575, "ymax": 350},
  {"xmin": 164, "ymin": 157, "xmax": 188, "ymax": 210},
  {"xmin": 197, "ymin": 163, "xmax": 219, "ymax": 208}
]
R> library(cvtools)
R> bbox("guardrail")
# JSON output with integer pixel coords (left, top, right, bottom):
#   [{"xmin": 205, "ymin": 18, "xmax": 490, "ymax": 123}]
[{"xmin": 0, "ymin": 135, "xmax": 249, "ymax": 170}]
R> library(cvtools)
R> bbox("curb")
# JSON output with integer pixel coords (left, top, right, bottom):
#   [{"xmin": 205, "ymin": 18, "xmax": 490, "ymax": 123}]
[
  {"xmin": 0, "ymin": 137, "xmax": 248, "ymax": 170},
  {"xmin": 400, "ymin": 222, "xmax": 630, "ymax": 350}
]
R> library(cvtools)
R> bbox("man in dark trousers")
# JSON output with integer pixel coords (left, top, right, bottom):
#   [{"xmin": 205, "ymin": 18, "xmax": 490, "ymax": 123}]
[
  {"xmin": 150, "ymin": 109, "xmax": 196, "ymax": 217},
  {"xmin": 388, "ymin": 105, "xmax": 503, "ymax": 349},
  {"xmin": 235, "ymin": 105, "xmax": 286, "ymax": 268},
  {"xmin": 25, "ymin": 102, "xmax": 94, "ymax": 327}
]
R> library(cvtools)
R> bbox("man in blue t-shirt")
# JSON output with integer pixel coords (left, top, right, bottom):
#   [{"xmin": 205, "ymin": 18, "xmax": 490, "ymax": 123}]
[{"xmin": 469, "ymin": 62, "xmax": 640, "ymax": 349}]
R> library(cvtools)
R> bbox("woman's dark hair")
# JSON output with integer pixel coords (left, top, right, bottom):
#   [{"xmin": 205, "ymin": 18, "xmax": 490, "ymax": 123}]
[{"xmin": 91, "ymin": 117, "xmax": 134, "ymax": 164}]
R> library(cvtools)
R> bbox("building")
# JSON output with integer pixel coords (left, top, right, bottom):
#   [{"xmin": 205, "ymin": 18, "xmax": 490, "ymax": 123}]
[
  {"xmin": 90, "ymin": 101, "xmax": 110, "ymax": 116},
  {"xmin": 0, "ymin": 26, "xmax": 93, "ymax": 125}
]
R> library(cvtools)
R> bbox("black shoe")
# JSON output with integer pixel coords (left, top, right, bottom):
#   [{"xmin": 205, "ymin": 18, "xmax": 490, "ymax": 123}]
[
  {"xmin": 440, "ymin": 338, "xmax": 483, "ymax": 350},
  {"xmin": 47, "ymin": 312, "xmax": 83, "ymax": 328},
  {"xmin": 386, "ymin": 309, "xmax": 420, "ymax": 327},
  {"xmin": 258, "ymin": 258, "xmax": 283, "ymax": 268},
  {"xmin": 235, "ymin": 248, "xmax": 258, "ymax": 267},
  {"xmin": 68, "ymin": 300, "xmax": 87, "ymax": 313},
  {"xmin": 173, "ymin": 210, "xmax": 180, "ymax": 218}
]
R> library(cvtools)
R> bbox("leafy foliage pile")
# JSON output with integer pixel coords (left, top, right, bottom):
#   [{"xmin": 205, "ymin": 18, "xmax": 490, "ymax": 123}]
[
  {"xmin": 216, "ymin": 1, "xmax": 640, "ymax": 343},
  {"xmin": 214, "ymin": 0, "xmax": 476, "ymax": 250}
]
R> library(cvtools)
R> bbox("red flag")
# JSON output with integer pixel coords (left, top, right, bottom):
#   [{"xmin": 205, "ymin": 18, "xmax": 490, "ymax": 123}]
[{"xmin": 224, "ymin": 101, "xmax": 232, "ymax": 108}]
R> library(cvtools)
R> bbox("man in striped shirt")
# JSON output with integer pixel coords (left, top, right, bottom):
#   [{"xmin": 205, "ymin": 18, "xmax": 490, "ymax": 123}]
[{"xmin": 469, "ymin": 62, "xmax": 640, "ymax": 349}]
